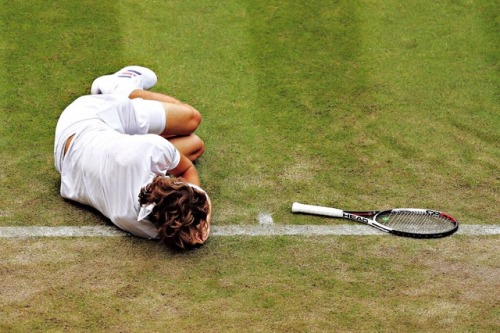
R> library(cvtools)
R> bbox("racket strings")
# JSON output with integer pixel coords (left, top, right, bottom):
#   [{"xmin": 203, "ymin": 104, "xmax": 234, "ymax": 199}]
[{"xmin": 376, "ymin": 211, "xmax": 455, "ymax": 234}]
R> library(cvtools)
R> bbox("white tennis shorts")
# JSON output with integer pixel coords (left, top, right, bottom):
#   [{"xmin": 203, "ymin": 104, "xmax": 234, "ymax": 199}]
[{"xmin": 54, "ymin": 94, "xmax": 166, "ymax": 172}]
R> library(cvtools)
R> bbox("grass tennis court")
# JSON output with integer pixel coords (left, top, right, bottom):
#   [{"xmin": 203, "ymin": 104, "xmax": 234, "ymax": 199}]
[{"xmin": 1, "ymin": 0, "xmax": 498, "ymax": 331}]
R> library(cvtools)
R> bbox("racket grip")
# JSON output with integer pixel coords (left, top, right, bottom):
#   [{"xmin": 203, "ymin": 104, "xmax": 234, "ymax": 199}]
[{"xmin": 291, "ymin": 202, "xmax": 344, "ymax": 218}]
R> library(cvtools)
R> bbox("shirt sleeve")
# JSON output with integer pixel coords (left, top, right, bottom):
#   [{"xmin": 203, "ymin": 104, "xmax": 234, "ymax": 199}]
[{"xmin": 146, "ymin": 135, "xmax": 181, "ymax": 175}]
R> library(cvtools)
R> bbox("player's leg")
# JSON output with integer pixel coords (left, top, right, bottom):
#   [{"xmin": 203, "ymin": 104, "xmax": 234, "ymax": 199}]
[
  {"xmin": 129, "ymin": 89, "xmax": 183, "ymax": 104},
  {"xmin": 90, "ymin": 66, "xmax": 202, "ymax": 137},
  {"xmin": 91, "ymin": 66, "xmax": 184, "ymax": 105},
  {"xmin": 160, "ymin": 102, "xmax": 202, "ymax": 137},
  {"xmin": 168, "ymin": 134, "xmax": 205, "ymax": 162},
  {"xmin": 128, "ymin": 89, "xmax": 202, "ymax": 136}
]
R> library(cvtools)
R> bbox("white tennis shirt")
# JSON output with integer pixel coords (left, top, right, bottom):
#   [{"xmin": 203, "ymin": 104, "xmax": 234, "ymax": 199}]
[{"xmin": 54, "ymin": 95, "xmax": 180, "ymax": 238}]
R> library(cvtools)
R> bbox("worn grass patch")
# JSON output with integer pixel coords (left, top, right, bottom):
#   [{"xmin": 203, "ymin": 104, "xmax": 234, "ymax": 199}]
[{"xmin": 1, "ymin": 236, "xmax": 498, "ymax": 332}]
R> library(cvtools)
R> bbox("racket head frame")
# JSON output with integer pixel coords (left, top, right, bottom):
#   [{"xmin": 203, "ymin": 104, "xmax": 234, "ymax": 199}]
[
  {"xmin": 371, "ymin": 208, "xmax": 459, "ymax": 238},
  {"xmin": 338, "ymin": 208, "xmax": 459, "ymax": 238}
]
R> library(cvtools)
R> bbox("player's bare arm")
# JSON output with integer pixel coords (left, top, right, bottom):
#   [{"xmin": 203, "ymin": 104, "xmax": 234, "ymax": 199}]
[{"xmin": 169, "ymin": 153, "xmax": 201, "ymax": 186}]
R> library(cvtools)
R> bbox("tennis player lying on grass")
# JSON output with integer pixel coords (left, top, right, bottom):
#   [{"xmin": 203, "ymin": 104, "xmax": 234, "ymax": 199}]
[{"xmin": 54, "ymin": 66, "xmax": 211, "ymax": 249}]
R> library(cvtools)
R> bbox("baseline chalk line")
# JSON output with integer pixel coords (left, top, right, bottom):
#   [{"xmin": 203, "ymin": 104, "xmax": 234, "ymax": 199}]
[{"xmin": 0, "ymin": 224, "xmax": 498, "ymax": 238}]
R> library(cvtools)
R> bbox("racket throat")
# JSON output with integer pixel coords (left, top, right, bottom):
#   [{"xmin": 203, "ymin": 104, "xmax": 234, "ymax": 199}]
[
  {"xmin": 343, "ymin": 213, "xmax": 389, "ymax": 232},
  {"xmin": 343, "ymin": 213, "xmax": 370, "ymax": 225}
]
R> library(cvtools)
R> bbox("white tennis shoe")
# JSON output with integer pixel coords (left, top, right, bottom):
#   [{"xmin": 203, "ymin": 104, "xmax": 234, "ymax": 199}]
[{"xmin": 90, "ymin": 66, "xmax": 158, "ymax": 96}]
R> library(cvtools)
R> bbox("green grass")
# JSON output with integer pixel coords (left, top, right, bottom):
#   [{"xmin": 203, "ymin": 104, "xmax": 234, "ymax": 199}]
[
  {"xmin": 118, "ymin": 0, "xmax": 499, "ymax": 225},
  {"xmin": 0, "ymin": 0, "xmax": 498, "ymax": 331}
]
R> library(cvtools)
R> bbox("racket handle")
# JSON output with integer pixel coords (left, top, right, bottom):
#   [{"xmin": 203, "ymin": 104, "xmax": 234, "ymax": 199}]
[{"xmin": 291, "ymin": 202, "xmax": 344, "ymax": 218}]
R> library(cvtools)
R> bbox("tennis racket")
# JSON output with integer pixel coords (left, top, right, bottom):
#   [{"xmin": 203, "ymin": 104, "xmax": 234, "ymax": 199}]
[{"xmin": 291, "ymin": 202, "xmax": 459, "ymax": 238}]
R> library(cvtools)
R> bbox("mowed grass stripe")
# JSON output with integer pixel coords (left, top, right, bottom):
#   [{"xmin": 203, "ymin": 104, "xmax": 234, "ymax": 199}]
[
  {"xmin": 117, "ymin": 1, "xmax": 371, "ymax": 224},
  {"xmin": 0, "ymin": 0, "xmax": 127, "ymax": 227},
  {"xmin": 354, "ymin": 0, "xmax": 499, "ymax": 222}
]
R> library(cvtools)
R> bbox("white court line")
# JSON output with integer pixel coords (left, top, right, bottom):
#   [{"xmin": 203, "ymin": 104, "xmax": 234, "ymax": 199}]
[{"xmin": 0, "ymin": 224, "xmax": 498, "ymax": 238}]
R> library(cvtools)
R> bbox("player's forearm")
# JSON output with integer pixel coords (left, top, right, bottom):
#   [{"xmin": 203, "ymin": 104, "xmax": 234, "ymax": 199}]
[
  {"xmin": 169, "ymin": 154, "xmax": 200, "ymax": 185},
  {"xmin": 179, "ymin": 164, "xmax": 200, "ymax": 186}
]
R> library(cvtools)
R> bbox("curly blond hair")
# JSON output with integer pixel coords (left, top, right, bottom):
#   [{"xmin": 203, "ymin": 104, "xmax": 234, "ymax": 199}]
[{"xmin": 139, "ymin": 176, "xmax": 210, "ymax": 249}]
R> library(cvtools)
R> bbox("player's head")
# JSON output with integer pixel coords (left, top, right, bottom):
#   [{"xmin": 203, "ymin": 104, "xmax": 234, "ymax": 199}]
[{"xmin": 139, "ymin": 176, "xmax": 211, "ymax": 250}]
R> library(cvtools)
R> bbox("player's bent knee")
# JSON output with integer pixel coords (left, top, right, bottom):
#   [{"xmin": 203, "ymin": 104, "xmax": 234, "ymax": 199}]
[
  {"xmin": 184, "ymin": 135, "xmax": 204, "ymax": 161},
  {"xmin": 193, "ymin": 134, "xmax": 205, "ymax": 155},
  {"xmin": 179, "ymin": 107, "xmax": 202, "ymax": 134},
  {"xmin": 163, "ymin": 103, "xmax": 202, "ymax": 136},
  {"xmin": 189, "ymin": 108, "xmax": 202, "ymax": 130}
]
